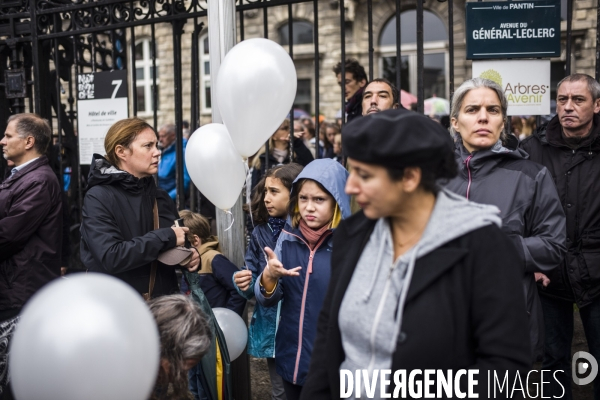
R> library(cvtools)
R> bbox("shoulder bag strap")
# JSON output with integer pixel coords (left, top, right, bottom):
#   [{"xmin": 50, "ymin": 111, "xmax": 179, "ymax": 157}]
[{"xmin": 146, "ymin": 200, "xmax": 159, "ymax": 300}]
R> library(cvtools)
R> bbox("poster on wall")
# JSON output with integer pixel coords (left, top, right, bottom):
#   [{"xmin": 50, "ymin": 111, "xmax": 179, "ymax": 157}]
[
  {"xmin": 77, "ymin": 70, "xmax": 128, "ymax": 165},
  {"xmin": 472, "ymin": 60, "xmax": 551, "ymax": 116}
]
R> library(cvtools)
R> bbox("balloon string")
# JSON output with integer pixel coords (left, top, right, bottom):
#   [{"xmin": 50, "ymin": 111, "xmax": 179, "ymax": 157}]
[
  {"xmin": 224, "ymin": 209, "xmax": 235, "ymax": 232},
  {"xmin": 244, "ymin": 160, "xmax": 255, "ymax": 229},
  {"xmin": 245, "ymin": 160, "xmax": 270, "ymax": 269},
  {"xmin": 244, "ymin": 159, "xmax": 269, "ymax": 268}
]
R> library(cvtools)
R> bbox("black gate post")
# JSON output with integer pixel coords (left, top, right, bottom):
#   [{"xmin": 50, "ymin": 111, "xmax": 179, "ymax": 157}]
[
  {"xmin": 190, "ymin": 19, "xmax": 201, "ymax": 214},
  {"xmin": 416, "ymin": 0, "xmax": 424, "ymax": 113},
  {"xmin": 5, "ymin": 43, "xmax": 25, "ymax": 115},
  {"xmin": 448, "ymin": 0, "xmax": 454, "ymax": 101},
  {"xmin": 566, "ymin": 0, "xmax": 573, "ymax": 75},
  {"xmin": 596, "ymin": 0, "xmax": 600, "ymax": 81},
  {"xmin": 172, "ymin": 18, "xmax": 186, "ymax": 211},
  {"xmin": 29, "ymin": 0, "xmax": 42, "ymax": 115},
  {"xmin": 0, "ymin": 49, "xmax": 9, "ymax": 180}
]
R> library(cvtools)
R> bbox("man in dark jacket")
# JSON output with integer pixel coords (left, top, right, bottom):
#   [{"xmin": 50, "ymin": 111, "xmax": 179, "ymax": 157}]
[
  {"xmin": 333, "ymin": 59, "xmax": 368, "ymax": 123},
  {"xmin": 521, "ymin": 73, "xmax": 600, "ymax": 400},
  {"xmin": 0, "ymin": 113, "xmax": 62, "ymax": 397}
]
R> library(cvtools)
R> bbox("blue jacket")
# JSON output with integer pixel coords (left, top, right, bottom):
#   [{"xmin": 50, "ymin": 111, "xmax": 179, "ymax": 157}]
[
  {"xmin": 254, "ymin": 159, "xmax": 350, "ymax": 386},
  {"xmin": 233, "ymin": 222, "xmax": 280, "ymax": 358},
  {"xmin": 158, "ymin": 139, "xmax": 191, "ymax": 201},
  {"xmin": 199, "ymin": 254, "xmax": 246, "ymax": 317}
]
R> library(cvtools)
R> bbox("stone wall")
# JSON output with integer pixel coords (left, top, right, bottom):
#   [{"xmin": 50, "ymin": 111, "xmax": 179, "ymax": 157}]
[{"xmin": 63, "ymin": 0, "xmax": 599, "ymax": 132}]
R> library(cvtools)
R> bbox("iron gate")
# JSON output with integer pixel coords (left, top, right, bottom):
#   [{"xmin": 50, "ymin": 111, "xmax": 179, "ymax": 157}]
[
  {"xmin": 0, "ymin": 0, "xmax": 595, "ymax": 234},
  {"xmin": 0, "ymin": 0, "xmax": 598, "ymax": 398}
]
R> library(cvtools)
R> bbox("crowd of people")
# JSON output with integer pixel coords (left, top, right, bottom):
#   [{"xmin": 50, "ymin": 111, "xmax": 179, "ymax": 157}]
[{"xmin": 1, "ymin": 67, "xmax": 600, "ymax": 400}]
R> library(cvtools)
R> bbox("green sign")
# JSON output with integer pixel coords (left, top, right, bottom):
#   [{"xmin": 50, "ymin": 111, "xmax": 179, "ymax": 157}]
[{"xmin": 466, "ymin": 0, "xmax": 561, "ymax": 60}]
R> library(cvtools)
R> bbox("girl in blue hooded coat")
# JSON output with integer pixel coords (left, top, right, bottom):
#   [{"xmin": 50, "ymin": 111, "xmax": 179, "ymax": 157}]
[
  {"xmin": 255, "ymin": 159, "xmax": 351, "ymax": 400},
  {"xmin": 233, "ymin": 163, "xmax": 303, "ymax": 400}
]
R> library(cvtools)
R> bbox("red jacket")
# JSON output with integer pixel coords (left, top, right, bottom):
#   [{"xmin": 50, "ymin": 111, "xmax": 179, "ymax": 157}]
[{"xmin": 0, "ymin": 156, "xmax": 62, "ymax": 318}]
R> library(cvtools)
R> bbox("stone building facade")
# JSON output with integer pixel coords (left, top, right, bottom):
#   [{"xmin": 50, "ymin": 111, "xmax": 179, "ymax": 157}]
[{"xmin": 129, "ymin": 0, "xmax": 598, "ymax": 130}]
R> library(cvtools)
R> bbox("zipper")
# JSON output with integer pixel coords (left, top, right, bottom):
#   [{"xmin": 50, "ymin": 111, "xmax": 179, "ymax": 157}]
[
  {"xmin": 273, "ymin": 301, "xmax": 282, "ymax": 358},
  {"xmin": 293, "ymin": 251, "xmax": 314, "ymax": 384},
  {"xmin": 366, "ymin": 262, "xmax": 394, "ymax": 376},
  {"xmin": 465, "ymin": 154, "xmax": 473, "ymax": 200},
  {"xmin": 282, "ymin": 229, "xmax": 332, "ymax": 384}
]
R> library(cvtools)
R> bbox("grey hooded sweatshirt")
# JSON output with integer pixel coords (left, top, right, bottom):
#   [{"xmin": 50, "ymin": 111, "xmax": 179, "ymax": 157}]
[{"xmin": 338, "ymin": 189, "xmax": 502, "ymax": 399}]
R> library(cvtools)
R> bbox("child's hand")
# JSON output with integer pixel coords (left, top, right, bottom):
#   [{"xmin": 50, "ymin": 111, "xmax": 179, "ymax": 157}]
[
  {"xmin": 183, "ymin": 248, "xmax": 201, "ymax": 273},
  {"xmin": 234, "ymin": 270, "xmax": 253, "ymax": 291},
  {"xmin": 264, "ymin": 247, "xmax": 302, "ymax": 281}
]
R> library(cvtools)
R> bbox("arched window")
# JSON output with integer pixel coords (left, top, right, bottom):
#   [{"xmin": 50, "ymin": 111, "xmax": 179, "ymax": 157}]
[
  {"xmin": 380, "ymin": 10, "xmax": 448, "ymax": 45},
  {"xmin": 134, "ymin": 39, "xmax": 159, "ymax": 113},
  {"xmin": 379, "ymin": 10, "xmax": 448, "ymax": 99},
  {"xmin": 278, "ymin": 20, "xmax": 314, "ymax": 46},
  {"xmin": 199, "ymin": 34, "xmax": 211, "ymax": 113},
  {"xmin": 276, "ymin": 21, "xmax": 314, "ymax": 114}
]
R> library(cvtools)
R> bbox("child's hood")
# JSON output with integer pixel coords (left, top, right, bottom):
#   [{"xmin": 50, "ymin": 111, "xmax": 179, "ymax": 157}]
[{"xmin": 292, "ymin": 158, "xmax": 351, "ymax": 219}]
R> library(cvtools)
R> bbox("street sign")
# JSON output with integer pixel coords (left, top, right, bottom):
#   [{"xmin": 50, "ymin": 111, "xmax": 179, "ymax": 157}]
[
  {"xmin": 473, "ymin": 60, "xmax": 551, "ymax": 115},
  {"xmin": 466, "ymin": 0, "xmax": 561, "ymax": 60},
  {"xmin": 77, "ymin": 70, "xmax": 129, "ymax": 165}
]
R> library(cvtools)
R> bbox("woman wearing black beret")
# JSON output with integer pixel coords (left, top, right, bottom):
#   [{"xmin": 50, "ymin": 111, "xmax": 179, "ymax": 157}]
[
  {"xmin": 444, "ymin": 78, "xmax": 566, "ymax": 363},
  {"xmin": 300, "ymin": 109, "xmax": 531, "ymax": 399}
]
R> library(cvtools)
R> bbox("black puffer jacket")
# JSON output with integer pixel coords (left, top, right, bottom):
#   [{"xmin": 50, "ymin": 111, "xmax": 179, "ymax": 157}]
[
  {"xmin": 80, "ymin": 154, "xmax": 179, "ymax": 297},
  {"xmin": 301, "ymin": 210, "xmax": 531, "ymax": 400},
  {"xmin": 521, "ymin": 114, "xmax": 600, "ymax": 307},
  {"xmin": 445, "ymin": 135, "xmax": 566, "ymax": 360}
]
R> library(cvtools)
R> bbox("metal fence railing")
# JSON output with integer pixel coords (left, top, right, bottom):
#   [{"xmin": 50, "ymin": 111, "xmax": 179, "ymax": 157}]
[{"xmin": 0, "ymin": 0, "xmax": 593, "ymax": 251}]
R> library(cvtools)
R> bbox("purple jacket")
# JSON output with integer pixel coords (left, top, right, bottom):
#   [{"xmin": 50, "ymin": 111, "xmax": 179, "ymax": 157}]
[{"xmin": 0, "ymin": 156, "xmax": 62, "ymax": 318}]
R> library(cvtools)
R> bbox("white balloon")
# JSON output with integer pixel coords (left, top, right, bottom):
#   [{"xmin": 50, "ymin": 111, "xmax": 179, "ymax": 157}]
[
  {"xmin": 10, "ymin": 274, "xmax": 160, "ymax": 400},
  {"xmin": 185, "ymin": 124, "xmax": 246, "ymax": 211},
  {"xmin": 216, "ymin": 38, "xmax": 298, "ymax": 157},
  {"xmin": 212, "ymin": 307, "xmax": 248, "ymax": 361}
]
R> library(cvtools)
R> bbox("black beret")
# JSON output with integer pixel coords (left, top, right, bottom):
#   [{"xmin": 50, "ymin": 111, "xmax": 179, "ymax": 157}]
[{"xmin": 342, "ymin": 108, "xmax": 454, "ymax": 170}]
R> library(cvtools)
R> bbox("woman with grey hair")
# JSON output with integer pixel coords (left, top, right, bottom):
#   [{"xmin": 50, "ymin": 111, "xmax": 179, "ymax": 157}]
[
  {"xmin": 444, "ymin": 77, "xmax": 567, "ymax": 363},
  {"xmin": 148, "ymin": 294, "xmax": 212, "ymax": 400}
]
